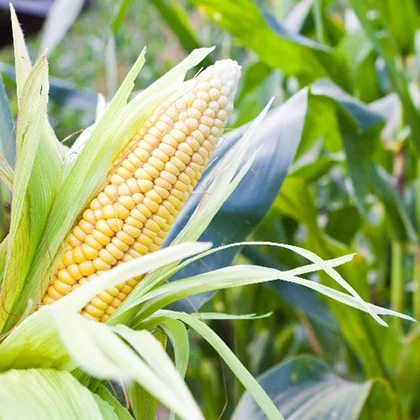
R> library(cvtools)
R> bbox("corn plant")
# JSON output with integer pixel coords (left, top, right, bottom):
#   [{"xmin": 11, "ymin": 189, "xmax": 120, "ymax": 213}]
[{"xmin": 0, "ymin": 5, "xmax": 413, "ymax": 419}]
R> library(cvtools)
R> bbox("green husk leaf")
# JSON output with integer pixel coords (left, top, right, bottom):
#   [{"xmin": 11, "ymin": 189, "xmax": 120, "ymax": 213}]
[
  {"xmin": 173, "ymin": 98, "xmax": 273, "ymax": 245},
  {"xmin": 0, "ymin": 307, "xmax": 73, "ymax": 371},
  {"xmin": 115, "ymin": 325, "xmax": 202, "ymax": 419},
  {"xmin": 0, "ymin": 54, "xmax": 50, "ymax": 331},
  {"xmin": 160, "ymin": 319, "xmax": 189, "ymax": 379},
  {"xmin": 0, "ymin": 369, "xmax": 117, "ymax": 419}
]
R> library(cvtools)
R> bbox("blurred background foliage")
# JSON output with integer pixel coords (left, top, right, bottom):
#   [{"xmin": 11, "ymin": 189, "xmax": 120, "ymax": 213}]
[{"xmin": 1, "ymin": 0, "xmax": 420, "ymax": 418}]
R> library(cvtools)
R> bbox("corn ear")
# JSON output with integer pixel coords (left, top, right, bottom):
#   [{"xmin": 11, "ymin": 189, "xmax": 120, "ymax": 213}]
[{"xmin": 42, "ymin": 60, "xmax": 241, "ymax": 321}]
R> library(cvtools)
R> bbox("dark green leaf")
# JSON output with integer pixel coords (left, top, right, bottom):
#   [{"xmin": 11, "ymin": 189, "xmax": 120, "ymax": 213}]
[
  {"xmin": 95, "ymin": 385, "xmax": 133, "ymax": 420},
  {"xmin": 325, "ymin": 204, "xmax": 361, "ymax": 245},
  {"xmin": 232, "ymin": 356, "xmax": 397, "ymax": 420}
]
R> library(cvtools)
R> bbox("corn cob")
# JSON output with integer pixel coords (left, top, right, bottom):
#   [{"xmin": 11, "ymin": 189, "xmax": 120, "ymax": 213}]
[{"xmin": 42, "ymin": 59, "xmax": 241, "ymax": 322}]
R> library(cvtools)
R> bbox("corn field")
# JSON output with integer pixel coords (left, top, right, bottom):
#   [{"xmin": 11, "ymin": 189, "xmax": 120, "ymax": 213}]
[{"xmin": 0, "ymin": 0, "xmax": 419, "ymax": 419}]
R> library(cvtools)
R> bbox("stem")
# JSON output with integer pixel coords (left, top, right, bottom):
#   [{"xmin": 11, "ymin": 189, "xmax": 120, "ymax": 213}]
[
  {"xmin": 390, "ymin": 146, "xmax": 405, "ymax": 322},
  {"xmin": 413, "ymin": 249, "xmax": 420, "ymax": 321},
  {"xmin": 414, "ymin": 157, "xmax": 420, "ymax": 321},
  {"xmin": 391, "ymin": 242, "xmax": 404, "ymax": 313}
]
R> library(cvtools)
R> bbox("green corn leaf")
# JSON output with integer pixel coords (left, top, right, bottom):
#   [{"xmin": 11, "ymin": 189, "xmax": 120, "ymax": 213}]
[
  {"xmin": 0, "ymin": 76, "xmax": 15, "ymax": 167},
  {"xmin": 191, "ymin": 0, "xmax": 351, "ymax": 89},
  {"xmin": 110, "ymin": 241, "xmax": 354, "ymax": 322},
  {"xmin": 160, "ymin": 319, "xmax": 189, "ymax": 377},
  {"xmin": 232, "ymin": 355, "xmax": 397, "ymax": 420},
  {"xmin": 157, "ymin": 310, "xmax": 284, "ymax": 420},
  {"xmin": 55, "ymin": 316, "xmax": 203, "ymax": 419},
  {"xmin": 350, "ymin": 0, "xmax": 420, "ymax": 153}
]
